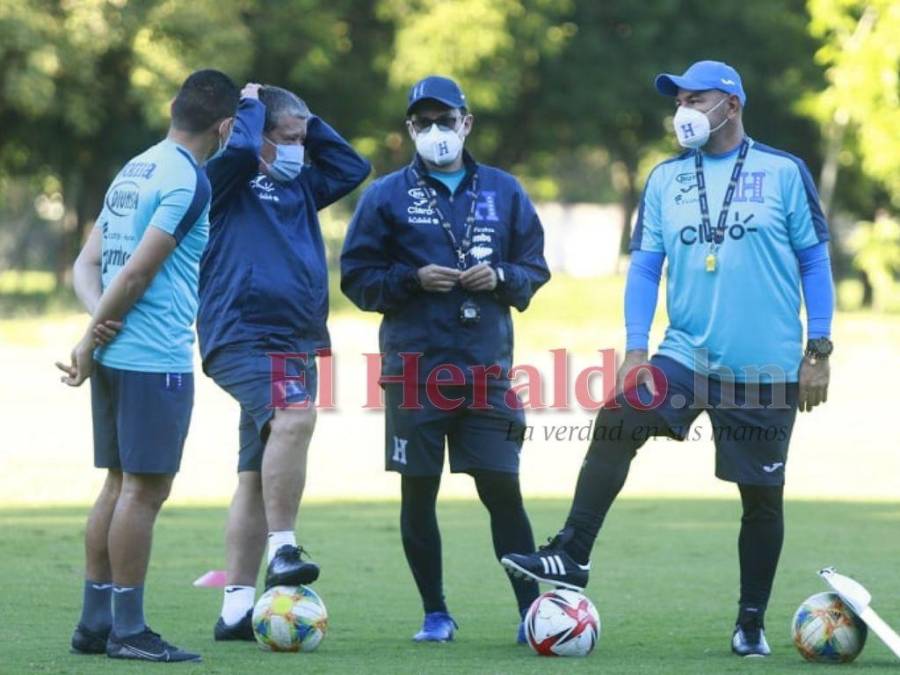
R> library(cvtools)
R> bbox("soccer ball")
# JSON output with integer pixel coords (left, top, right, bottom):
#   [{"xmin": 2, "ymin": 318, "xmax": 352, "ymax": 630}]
[
  {"xmin": 524, "ymin": 589, "xmax": 600, "ymax": 657},
  {"xmin": 792, "ymin": 591, "xmax": 867, "ymax": 663},
  {"xmin": 252, "ymin": 585, "xmax": 328, "ymax": 652}
]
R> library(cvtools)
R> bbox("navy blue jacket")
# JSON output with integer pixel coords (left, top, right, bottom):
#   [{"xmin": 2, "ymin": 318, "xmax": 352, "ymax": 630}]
[
  {"xmin": 198, "ymin": 99, "xmax": 370, "ymax": 363},
  {"xmin": 340, "ymin": 152, "xmax": 550, "ymax": 383}
]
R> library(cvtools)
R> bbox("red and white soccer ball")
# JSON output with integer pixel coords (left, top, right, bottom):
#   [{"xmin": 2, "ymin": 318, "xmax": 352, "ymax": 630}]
[{"xmin": 524, "ymin": 589, "xmax": 601, "ymax": 657}]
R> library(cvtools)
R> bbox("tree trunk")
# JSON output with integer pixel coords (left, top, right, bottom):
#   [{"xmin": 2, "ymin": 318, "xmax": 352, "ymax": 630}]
[
  {"xmin": 55, "ymin": 172, "xmax": 81, "ymax": 291},
  {"xmin": 818, "ymin": 117, "xmax": 845, "ymax": 221},
  {"xmin": 616, "ymin": 159, "xmax": 639, "ymax": 273}
]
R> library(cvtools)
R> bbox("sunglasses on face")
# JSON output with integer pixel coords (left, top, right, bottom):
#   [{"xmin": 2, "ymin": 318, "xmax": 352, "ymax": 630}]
[{"xmin": 409, "ymin": 114, "xmax": 462, "ymax": 132}]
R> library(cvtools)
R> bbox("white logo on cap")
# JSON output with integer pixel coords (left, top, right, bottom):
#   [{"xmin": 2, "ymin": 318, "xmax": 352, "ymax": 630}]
[{"xmin": 721, "ymin": 78, "xmax": 736, "ymax": 85}]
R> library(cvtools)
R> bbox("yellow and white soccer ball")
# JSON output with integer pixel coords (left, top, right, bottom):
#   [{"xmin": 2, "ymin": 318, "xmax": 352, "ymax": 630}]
[{"xmin": 252, "ymin": 585, "xmax": 328, "ymax": 652}]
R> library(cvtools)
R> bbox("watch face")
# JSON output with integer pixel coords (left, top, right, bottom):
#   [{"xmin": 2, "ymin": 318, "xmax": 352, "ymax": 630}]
[{"xmin": 810, "ymin": 338, "xmax": 833, "ymax": 357}]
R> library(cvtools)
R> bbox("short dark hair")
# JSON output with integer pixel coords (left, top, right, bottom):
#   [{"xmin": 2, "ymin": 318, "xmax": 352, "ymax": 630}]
[
  {"xmin": 259, "ymin": 86, "xmax": 310, "ymax": 132},
  {"xmin": 171, "ymin": 69, "xmax": 239, "ymax": 133}
]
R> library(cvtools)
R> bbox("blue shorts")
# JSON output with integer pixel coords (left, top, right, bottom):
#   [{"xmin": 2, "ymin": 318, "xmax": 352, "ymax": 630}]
[
  {"xmin": 91, "ymin": 364, "xmax": 194, "ymax": 474},
  {"xmin": 636, "ymin": 355, "xmax": 798, "ymax": 485},
  {"xmin": 204, "ymin": 340, "xmax": 318, "ymax": 472},
  {"xmin": 384, "ymin": 384, "xmax": 526, "ymax": 476}
]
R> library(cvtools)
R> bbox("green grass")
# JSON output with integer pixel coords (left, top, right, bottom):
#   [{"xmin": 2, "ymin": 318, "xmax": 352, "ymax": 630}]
[{"xmin": 2, "ymin": 498, "xmax": 899, "ymax": 673}]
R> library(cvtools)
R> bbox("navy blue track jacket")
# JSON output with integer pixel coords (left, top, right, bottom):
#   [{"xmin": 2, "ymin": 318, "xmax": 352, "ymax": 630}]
[
  {"xmin": 340, "ymin": 151, "xmax": 550, "ymax": 384},
  {"xmin": 198, "ymin": 98, "xmax": 370, "ymax": 364}
]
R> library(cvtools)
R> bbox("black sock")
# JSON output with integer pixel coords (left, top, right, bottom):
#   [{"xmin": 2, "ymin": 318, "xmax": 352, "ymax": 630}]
[
  {"xmin": 400, "ymin": 475, "xmax": 446, "ymax": 614},
  {"xmin": 79, "ymin": 579, "xmax": 112, "ymax": 633},
  {"xmin": 472, "ymin": 470, "xmax": 540, "ymax": 616},
  {"xmin": 737, "ymin": 483, "xmax": 784, "ymax": 623},
  {"xmin": 563, "ymin": 403, "xmax": 671, "ymax": 564}
]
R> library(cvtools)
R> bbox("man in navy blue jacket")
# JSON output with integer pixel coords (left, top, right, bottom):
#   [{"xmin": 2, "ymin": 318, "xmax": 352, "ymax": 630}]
[
  {"xmin": 199, "ymin": 83, "xmax": 370, "ymax": 640},
  {"xmin": 341, "ymin": 76, "xmax": 550, "ymax": 644}
]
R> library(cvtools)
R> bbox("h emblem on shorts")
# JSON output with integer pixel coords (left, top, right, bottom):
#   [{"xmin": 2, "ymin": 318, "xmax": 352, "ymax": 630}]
[{"xmin": 392, "ymin": 436, "xmax": 408, "ymax": 465}]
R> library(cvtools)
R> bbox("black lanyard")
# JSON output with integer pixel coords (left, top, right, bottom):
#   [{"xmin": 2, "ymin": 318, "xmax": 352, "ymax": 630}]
[
  {"xmin": 411, "ymin": 167, "xmax": 479, "ymax": 271},
  {"xmin": 695, "ymin": 138, "xmax": 749, "ymax": 271}
]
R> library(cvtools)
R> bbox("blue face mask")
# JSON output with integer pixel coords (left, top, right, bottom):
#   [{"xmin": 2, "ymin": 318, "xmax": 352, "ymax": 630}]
[{"xmin": 263, "ymin": 137, "xmax": 304, "ymax": 182}]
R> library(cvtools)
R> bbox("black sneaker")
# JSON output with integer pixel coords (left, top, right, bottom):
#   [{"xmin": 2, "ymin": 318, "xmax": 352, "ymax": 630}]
[
  {"xmin": 70, "ymin": 623, "xmax": 110, "ymax": 654},
  {"xmin": 214, "ymin": 610, "xmax": 255, "ymax": 641},
  {"xmin": 106, "ymin": 627, "xmax": 201, "ymax": 662},
  {"xmin": 731, "ymin": 607, "xmax": 771, "ymax": 657},
  {"xmin": 264, "ymin": 545, "xmax": 320, "ymax": 590},
  {"xmin": 500, "ymin": 529, "xmax": 590, "ymax": 591}
]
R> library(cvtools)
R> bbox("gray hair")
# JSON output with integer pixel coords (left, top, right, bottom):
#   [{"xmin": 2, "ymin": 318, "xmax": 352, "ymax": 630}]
[{"xmin": 259, "ymin": 85, "xmax": 310, "ymax": 132}]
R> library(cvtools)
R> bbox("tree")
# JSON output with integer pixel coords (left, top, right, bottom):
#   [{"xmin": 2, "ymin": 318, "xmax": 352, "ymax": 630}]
[
  {"xmin": 0, "ymin": 0, "xmax": 253, "ymax": 287},
  {"xmin": 525, "ymin": 0, "xmax": 825, "ymax": 256},
  {"xmin": 803, "ymin": 0, "xmax": 900, "ymax": 211}
]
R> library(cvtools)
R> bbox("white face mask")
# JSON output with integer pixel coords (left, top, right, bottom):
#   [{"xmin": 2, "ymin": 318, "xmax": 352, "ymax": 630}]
[
  {"xmin": 673, "ymin": 96, "xmax": 729, "ymax": 149},
  {"xmin": 414, "ymin": 123, "xmax": 464, "ymax": 166}
]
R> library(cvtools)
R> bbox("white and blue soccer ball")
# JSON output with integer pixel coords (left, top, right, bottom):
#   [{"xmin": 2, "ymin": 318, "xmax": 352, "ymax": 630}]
[
  {"xmin": 252, "ymin": 585, "xmax": 328, "ymax": 652},
  {"xmin": 524, "ymin": 589, "xmax": 601, "ymax": 657}
]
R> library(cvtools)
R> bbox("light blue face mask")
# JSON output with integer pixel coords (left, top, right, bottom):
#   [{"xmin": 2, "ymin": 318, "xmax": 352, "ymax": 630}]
[
  {"xmin": 263, "ymin": 137, "xmax": 304, "ymax": 182},
  {"xmin": 206, "ymin": 129, "xmax": 231, "ymax": 164}
]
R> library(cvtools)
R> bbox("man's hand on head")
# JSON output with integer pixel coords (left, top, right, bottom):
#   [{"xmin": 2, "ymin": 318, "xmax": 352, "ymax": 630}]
[{"xmin": 241, "ymin": 83, "xmax": 262, "ymax": 100}]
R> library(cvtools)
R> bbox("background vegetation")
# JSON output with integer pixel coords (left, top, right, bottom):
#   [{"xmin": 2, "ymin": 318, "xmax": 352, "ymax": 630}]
[{"xmin": 1, "ymin": 0, "xmax": 898, "ymax": 312}]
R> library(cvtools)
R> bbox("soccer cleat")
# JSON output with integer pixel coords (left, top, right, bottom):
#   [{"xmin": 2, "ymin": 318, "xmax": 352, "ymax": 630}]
[
  {"xmin": 70, "ymin": 623, "xmax": 110, "ymax": 654},
  {"xmin": 501, "ymin": 530, "xmax": 590, "ymax": 591},
  {"xmin": 413, "ymin": 612, "xmax": 458, "ymax": 642},
  {"xmin": 214, "ymin": 610, "xmax": 255, "ymax": 641},
  {"xmin": 732, "ymin": 612, "xmax": 771, "ymax": 657},
  {"xmin": 517, "ymin": 621, "xmax": 527, "ymax": 645},
  {"xmin": 106, "ymin": 627, "xmax": 201, "ymax": 662},
  {"xmin": 264, "ymin": 545, "xmax": 320, "ymax": 590}
]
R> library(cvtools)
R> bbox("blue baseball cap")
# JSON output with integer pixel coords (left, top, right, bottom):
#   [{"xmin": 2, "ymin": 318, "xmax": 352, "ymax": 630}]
[
  {"xmin": 655, "ymin": 60, "xmax": 746, "ymax": 106},
  {"xmin": 406, "ymin": 76, "xmax": 467, "ymax": 115}
]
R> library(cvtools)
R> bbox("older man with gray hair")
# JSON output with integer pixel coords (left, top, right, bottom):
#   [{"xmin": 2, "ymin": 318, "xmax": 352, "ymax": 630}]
[{"xmin": 198, "ymin": 82, "xmax": 370, "ymax": 640}]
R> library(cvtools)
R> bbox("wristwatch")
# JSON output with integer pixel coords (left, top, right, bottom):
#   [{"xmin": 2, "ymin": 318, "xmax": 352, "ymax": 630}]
[{"xmin": 805, "ymin": 337, "xmax": 833, "ymax": 362}]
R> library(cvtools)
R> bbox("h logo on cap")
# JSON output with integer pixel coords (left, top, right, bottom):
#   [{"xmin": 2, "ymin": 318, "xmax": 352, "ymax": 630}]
[{"xmin": 681, "ymin": 122, "xmax": 695, "ymax": 138}]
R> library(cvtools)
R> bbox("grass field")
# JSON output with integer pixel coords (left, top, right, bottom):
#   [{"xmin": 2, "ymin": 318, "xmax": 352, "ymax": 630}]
[
  {"xmin": 2, "ymin": 270, "xmax": 899, "ymax": 673},
  {"xmin": 2, "ymin": 498, "xmax": 899, "ymax": 674}
]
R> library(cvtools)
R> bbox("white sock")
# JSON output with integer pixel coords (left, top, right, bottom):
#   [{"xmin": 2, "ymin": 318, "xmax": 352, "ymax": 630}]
[
  {"xmin": 267, "ymin": 530, "xmax": 296, "ymax": 563},
  {"xmin": 220, "ymin": 585, "xmax": 255, "ymax": 625}
]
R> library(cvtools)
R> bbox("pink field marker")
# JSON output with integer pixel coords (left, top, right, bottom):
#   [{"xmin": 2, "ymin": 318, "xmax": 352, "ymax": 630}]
[{"xmin": 193, "ymin": 570, "xmax": 228, "ymax": 588}]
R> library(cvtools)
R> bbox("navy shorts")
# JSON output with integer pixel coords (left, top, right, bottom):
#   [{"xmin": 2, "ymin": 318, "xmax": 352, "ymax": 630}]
[
  {"xmin": 384, "ymin": 384, "xmax": 526, "ymax": 476},
  {"xmin": 633, "ymin": 355, "xmax": 798, "ymax": 485},
  {"xmin": 91, "ymin": 364, "xmax": 194, "ymax": 474},
  {"xmin": 204, "ymin": 340, "xmax": 318, "ymax": 472}
]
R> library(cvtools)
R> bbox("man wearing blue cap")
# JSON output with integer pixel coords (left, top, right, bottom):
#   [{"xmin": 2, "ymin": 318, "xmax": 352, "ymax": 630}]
[
  {"xmin": 502, "ymin": 61, "xmax": 835, "ymax": 658},
  {"xmin": 341, "ymin": 75, "xmax": 550, "ymax": 643}
]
